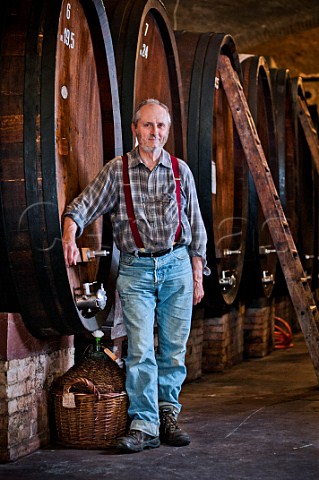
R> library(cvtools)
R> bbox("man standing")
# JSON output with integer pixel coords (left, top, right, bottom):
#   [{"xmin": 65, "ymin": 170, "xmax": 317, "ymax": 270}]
[{"xmin": 62, "ymin": 99, "xmax": 208, "ymax": 453}]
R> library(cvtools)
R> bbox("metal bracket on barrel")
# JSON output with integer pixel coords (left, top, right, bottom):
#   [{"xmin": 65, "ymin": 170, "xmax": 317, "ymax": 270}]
[{"xmin": 79, "ymin": 248, "xmax": 110, "ymax": 262}]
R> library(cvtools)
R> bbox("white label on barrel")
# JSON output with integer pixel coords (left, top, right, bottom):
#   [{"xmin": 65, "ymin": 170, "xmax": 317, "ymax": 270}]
[
  {"xmin": 211, "ymin": 161, "xmax": 217, "ymax": 194},
  {"xmin": 62, "ymin": 392, "xmax": 76, "ymax": 408},
  {"xmin": 60, "ymin": 27, "xmax": 75, "ymax": 49},
  {"xmin": 215, "ymin": 77, "xmax": 220, "ymax": 89},
  {"xmin": 140, "ymin": 43, "xmax": 149, "ymax": 59},
  {"xmin": 139, "ymin": 22, "xmax": 149, "ymax": 59},
  {"xmin": 66, "ymin": 3, "xmax": 71, "ymax": 20},
  {"xmin": 61, "ymin": 85, "xmax": 68, "ymax": 99},
  {"xmin": 59, "ymin": 2, "xmax": 75, "ymax": 49}
]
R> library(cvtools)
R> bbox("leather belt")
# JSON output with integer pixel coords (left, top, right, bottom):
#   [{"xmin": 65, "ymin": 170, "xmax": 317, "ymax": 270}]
[{"xmin": 131, "ymin": 244, "xmax": 183, "ymax": 258}]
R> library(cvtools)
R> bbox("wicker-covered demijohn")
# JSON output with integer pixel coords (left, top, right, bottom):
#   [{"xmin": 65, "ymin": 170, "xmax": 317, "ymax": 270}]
[{"xmin": 52, "ymin": 355, "xmax": 128, "ymax": 448}]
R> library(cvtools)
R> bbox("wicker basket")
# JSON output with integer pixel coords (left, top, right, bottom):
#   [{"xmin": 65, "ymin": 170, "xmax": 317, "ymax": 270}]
[{"xmin": 52, "ymin": 356, "xmax": 128, "ymax": 448}]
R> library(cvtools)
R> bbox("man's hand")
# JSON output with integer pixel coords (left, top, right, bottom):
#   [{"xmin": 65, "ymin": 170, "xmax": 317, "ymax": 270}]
[
  {"xmin": 192, "ymin": 256, "xmax": 204, "ymax": 305},
  {"xmin": 62, "ymin": 217, "xmax": 79, "ymax": 267}
]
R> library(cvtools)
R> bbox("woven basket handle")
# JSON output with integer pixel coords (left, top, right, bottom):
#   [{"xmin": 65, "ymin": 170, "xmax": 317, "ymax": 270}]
[{"xmin": 63, "ymin": 376, "xmax": 100, "ymax": 400}]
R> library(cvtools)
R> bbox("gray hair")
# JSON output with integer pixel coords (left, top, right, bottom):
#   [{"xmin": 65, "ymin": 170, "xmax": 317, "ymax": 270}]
[{"xmin": 132, "ymin": 98, "xmax": 171, "ymax": 127}]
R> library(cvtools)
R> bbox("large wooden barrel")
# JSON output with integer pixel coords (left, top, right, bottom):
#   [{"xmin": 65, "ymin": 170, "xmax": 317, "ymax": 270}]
[
  {"xmin": 104, "ymin": 0, "xmax": 185, "ymax": 157},
  {"xmin": 0, "ymin": 0, "xmax": 122, "ymax": 337},
  {"xmin": 175, "ymin": 32, "xmax": 248, "ymax": 310},
  {"xmin": 240, "ymin": 55, "xmax": 278, "ymax": 300},
  {"xmin": 291, "ymin": 77, "xmax": 317, "ymax": 291},
  {"xmin": 270, "ymin": 68, "xmax": 298, "ymax": 240},
  {"xmin": 315, "ymin": 168, "xmax": 319, "ymax": 300},
  {"xmin": 315, "ymin": 166, "xmax": 319, "ymax": 300},
  {"xmin": 309, "ymin": 105, "xmax": 319, "ymax": 299},
  {"xmin": 270, "ymin": 68, "xmax": 299, "ymax": 296}
]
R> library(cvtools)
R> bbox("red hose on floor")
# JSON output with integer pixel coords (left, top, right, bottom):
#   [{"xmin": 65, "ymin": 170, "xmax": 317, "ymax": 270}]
[{"xmin": 274, "ymin": 316, "xmax": 294, "ymax": 349}]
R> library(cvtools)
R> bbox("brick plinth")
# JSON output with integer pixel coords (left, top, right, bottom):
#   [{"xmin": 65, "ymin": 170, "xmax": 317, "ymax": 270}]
[
  {"xmin": 0, "ymin": 313, "xmax": 74, "ymax": 462},
  {"xmin": 202, "ymin": 304, "xmax": 244, "ymax": 372},
  {"xmin": 185, "ymin": 317, "xmax": 204, "ymax": 382},
  {"xmin": 275, "ymin": 294, "xmax": 300, "ymax": 333},
  {"xmin": 243, "ymin": 299, "xmax": 275, "ymax": 358}
]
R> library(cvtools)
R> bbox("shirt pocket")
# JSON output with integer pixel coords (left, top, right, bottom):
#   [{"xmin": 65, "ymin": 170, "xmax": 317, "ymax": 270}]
[{"xmin": 143, "ymin": 194, "xmax": 177, "ymax": 226}]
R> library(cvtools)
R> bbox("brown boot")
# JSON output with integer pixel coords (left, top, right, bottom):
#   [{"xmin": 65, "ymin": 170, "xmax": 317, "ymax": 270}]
[{"xmin": 159, "ymin": 408, "xmax": 191, "ymax": 446}]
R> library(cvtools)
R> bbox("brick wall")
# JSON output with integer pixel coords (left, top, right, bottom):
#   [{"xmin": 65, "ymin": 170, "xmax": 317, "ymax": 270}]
[{"xmin": 0, "ymin": 313, "xmax": 74, "ymax": 462}]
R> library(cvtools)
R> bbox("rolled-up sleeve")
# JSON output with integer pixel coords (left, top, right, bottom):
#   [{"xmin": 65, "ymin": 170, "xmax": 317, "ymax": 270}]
[
  {"xmin": 179, "ymin": 161, "xmax": 208, "ymax": 270},
  {"xmin": 63, "ymin": 158, "xmax": 119, "ymax": 237}
]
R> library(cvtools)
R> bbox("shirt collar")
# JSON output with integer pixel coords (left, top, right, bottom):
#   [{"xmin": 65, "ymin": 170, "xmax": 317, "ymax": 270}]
[{"xmin": 129, "ymin": 146, "xmax": 171, "ymax": 169}]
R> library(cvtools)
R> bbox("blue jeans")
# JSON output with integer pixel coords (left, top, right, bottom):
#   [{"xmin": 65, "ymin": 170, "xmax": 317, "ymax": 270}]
[{"xmin": 116, "ymin": 246, "xmax": 193, "ymax": 437}]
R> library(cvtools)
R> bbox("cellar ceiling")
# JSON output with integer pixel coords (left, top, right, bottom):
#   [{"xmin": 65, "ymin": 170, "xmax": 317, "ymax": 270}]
[{"xmin": 163, "ymin": 0, "xmax": 319, "ymax": 105}]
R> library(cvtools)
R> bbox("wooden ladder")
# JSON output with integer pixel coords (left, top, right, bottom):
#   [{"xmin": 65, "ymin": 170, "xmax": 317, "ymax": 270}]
[{"xmin": 218, "ymin": 55, "xmax": 319, "ymax": 382}]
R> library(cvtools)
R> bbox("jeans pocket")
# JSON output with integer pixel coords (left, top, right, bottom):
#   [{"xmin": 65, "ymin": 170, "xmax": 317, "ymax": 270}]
[
  {"xmin": 172, "ymin": 246, "xmax": 189, "ymax": 261},
  {"xmin": 119, "ymin": 253, "xmax": 135, "ymax": 266}
]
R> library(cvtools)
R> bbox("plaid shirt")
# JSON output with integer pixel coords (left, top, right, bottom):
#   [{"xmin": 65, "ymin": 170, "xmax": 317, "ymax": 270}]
[{"xmin": 64, "ymin": 147, "xmax": 207, "ymax": 261}]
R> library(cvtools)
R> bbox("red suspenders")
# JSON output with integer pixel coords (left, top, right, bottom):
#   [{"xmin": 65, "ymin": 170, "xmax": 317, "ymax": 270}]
[
  {"xmin": 171, "ymin": 156, "xmax": 182, "ymax": 242},
  {"xmin": 122, "ymin": 154, "xmax": 181, "ymax": 249},
  {"xmin": 122, "ymin": 154, "xmax": 144, "ymax": 248}
]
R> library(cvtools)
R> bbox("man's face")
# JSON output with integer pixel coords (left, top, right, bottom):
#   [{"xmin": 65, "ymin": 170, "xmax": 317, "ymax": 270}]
[{"xmin": 132, "ymin": 103, "xmax": 170, "ymax": 153}]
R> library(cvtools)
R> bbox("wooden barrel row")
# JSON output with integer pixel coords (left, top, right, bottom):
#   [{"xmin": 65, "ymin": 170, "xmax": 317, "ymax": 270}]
[
  {"xmin": 1, "ymin": 0, "xmax": 318, "ymax": 337},
  {"xmin": 176, "ymin": 36, "xmax": 318, "ymax": 312}
]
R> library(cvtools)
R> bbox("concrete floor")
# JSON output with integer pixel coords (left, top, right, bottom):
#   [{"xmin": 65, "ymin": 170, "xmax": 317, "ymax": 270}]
[{"xmin": 1, "ymin": 333, "xmax": 319, "ymax": 480}]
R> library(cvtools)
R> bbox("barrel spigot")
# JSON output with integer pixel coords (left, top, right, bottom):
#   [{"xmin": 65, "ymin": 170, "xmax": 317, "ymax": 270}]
[
  {"xmin": 259, "ymin": 245, "xmax": 277, "ymax": 255},
  {"xmin": 74, "ymin": 282, "xmax": 107, "ymax": 315},
  {"xmin": 261, "ymin": 270, "xmax": 274, "ymax": 287},
  {"xmin": 304, "ymin": 254, "xmax": 315, "ymax": 260},
  {"xmin": 219, "ymin": 270, "xmax": 236, "ymax": 290},
  {"xmin": 223, "ymin": 248, "xmax": 242, "ymax": 256}
]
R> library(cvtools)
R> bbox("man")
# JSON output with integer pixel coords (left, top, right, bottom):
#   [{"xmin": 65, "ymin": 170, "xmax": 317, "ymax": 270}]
[{"xmin": 62, "ymin": 98, "xmax": 208, "ymax": 453}]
